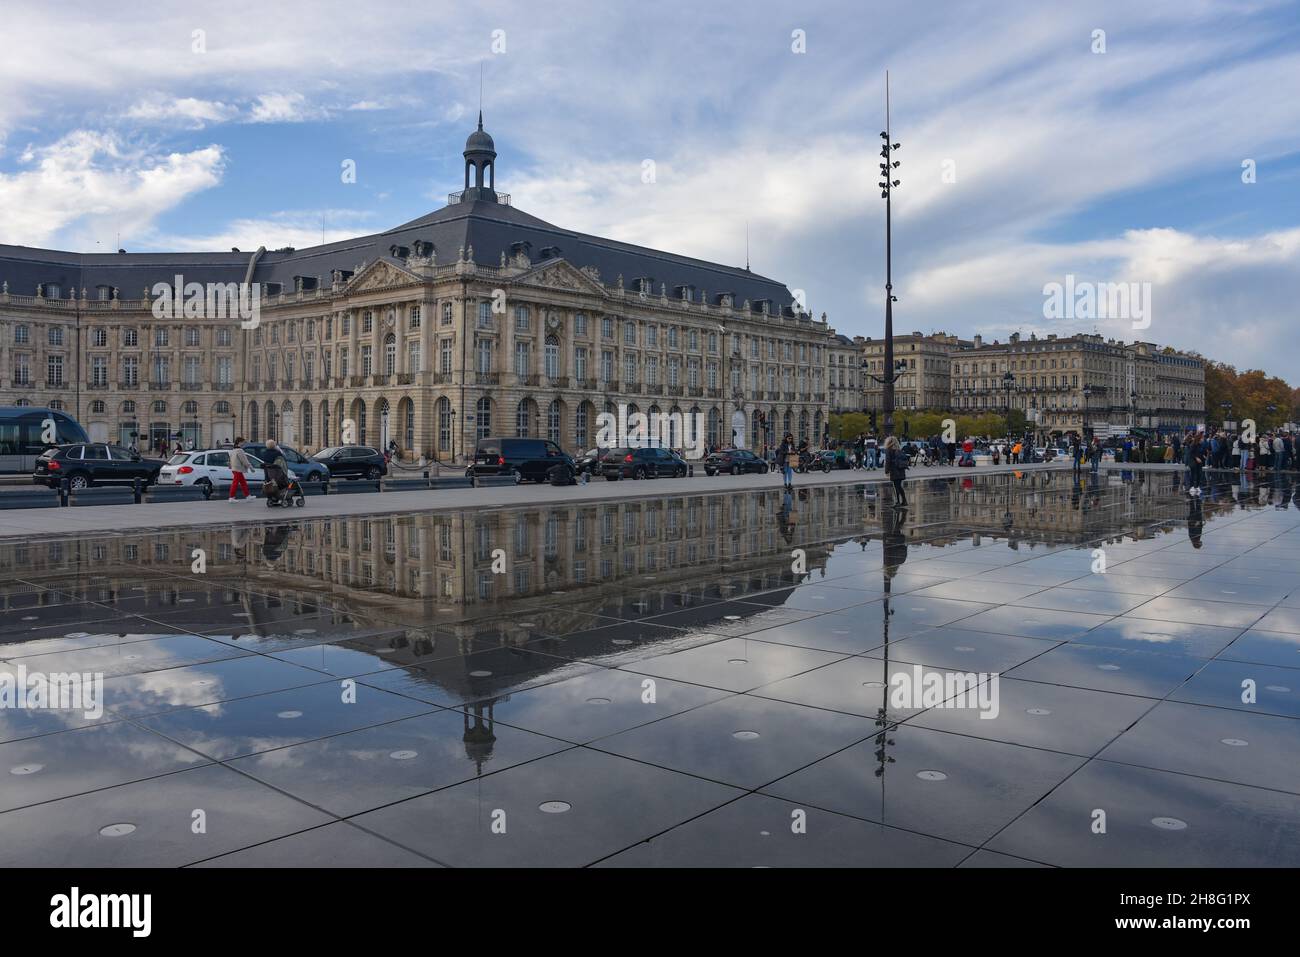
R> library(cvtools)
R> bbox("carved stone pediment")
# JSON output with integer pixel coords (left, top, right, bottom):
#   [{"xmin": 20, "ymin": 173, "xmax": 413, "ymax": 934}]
[
  {"xmin": 515, "ymin": 259, "xmax": 608, "ymax": 297},
  {"xmin": 349, "ymin": 258, "xmax": 421, "ymax": 292}
]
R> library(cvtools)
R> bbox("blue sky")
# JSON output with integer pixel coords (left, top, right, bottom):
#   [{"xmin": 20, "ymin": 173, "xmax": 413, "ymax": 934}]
[{"xmin": 2, "ymin": 0, "xmax": 1298, "ymax": 378}]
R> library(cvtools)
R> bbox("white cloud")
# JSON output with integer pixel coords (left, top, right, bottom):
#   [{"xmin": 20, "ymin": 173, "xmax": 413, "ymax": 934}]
[
  {"xmin": 124, "ymin": 96, "xmax": 239, "ymax": 128},
  {"xmin": 247, "ymin": 92, "xmax": 324, "ymax": 124},
  {"xmin": 0, "ymin": 130, "xmax": 223, "ymax": 247},
  {"xmin": 148, "ymin": 210, "xmax": 377, "ymax": 253}
]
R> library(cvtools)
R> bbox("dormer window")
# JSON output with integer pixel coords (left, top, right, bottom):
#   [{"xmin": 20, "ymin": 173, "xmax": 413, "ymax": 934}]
[
  {"xmin": 538, "ymin": 246, "xmax": 562, "ymax": 259},
  {"xmin": 264, "ymin": 282, "xmax": 283, "ymax": 296},
  {"xmin": 389, "ymin": 245, "xmax": 410, "ymax": 259}
]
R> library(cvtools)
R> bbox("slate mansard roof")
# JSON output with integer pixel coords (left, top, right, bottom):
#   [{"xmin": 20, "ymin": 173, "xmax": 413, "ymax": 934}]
[{"xmin": 2, "ymin": 156, "xmax": 799, "ymax": 316}]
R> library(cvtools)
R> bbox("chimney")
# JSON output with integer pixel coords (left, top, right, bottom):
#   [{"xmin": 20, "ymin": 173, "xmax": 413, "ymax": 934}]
[{"xmin": 973, "ymin": 334, "xmax": 983, "ymax": 348}]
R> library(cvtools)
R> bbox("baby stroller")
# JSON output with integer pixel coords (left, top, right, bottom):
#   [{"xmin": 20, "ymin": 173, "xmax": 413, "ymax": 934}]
[{"xmin": 263, "ymin": 463, "xmax": 305, "ymax": 508}]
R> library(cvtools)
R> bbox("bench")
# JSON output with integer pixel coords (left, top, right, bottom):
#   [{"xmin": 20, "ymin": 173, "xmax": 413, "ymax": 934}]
[
  {"xmin": 0, "ymin": 488, "xmax": 61, "ymax": 510},
  {"xmin": 145, "ymin": 484, "xmax": 214, "ymax": 504},
  {"xmin": 69, "ymin": 486, "xmax": 136, "ymax": 506}
]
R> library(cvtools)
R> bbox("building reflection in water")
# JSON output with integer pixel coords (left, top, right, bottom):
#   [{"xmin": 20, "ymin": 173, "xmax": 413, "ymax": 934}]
[{"xmin": 0, "ymin": 470, "xmax": 1290, "ymax": 782}]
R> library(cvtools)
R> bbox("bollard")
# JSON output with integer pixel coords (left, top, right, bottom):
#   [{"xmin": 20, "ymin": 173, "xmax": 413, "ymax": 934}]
[
  {"xmin": 321, "ymin": 475, "xmax": 330, "ymax": 495},
  {"xmin": 133, "ymin": 477, "xmax": 143, "ymax": 504},
  {"xmin": 201, "ymin": 481, "xmax": 213, "ymax": 501},
  {"xmin": 59, "ymin": 477, "xmax": 70, "ymax": 507},
  {"xmin": 688, "ymin": 464, "xmax": 694, "ymax": 477},
  {"xmin": 423, "ymin": 469, "xmax": 431, "ymax": 489}
]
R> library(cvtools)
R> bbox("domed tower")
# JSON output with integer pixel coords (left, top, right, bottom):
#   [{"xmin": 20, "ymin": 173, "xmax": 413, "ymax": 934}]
[{"xmin": 461, "ymin": 111, "xmax": 498, "ymax": 203}]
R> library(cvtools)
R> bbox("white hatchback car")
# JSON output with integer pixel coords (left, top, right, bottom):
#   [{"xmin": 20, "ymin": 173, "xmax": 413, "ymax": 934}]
[{"xmin": 156, "ymin": 449, "xmax": 301, "ymax": 490}]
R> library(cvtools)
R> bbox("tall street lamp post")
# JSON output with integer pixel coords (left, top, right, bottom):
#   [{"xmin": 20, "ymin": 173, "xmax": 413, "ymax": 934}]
[{"xmin": 864, "ymin": 71, "xmax": 903, "ymax": 437}]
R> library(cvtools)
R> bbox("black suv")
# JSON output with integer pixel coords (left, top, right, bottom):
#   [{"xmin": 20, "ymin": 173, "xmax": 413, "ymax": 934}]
[
  {"xmin": 242, "ymin": 443, "xmax": 329, "ymax": 482},
  {"xmin": 599, "ymin": 446, "xmax": 688, "ymax": 480},
  {"xmin": 312, "ymin": 445, "xmax": 388, "ymax": 480},
  {"xmin": 33, "ymin": 443, "xmax": 164, "ymax": 489},
  {"xmin": 703, "ymin": 448, "xmax": 768, "ymax": 476},
  {"xmin": 469, "ymin": 437, "xmax": 573, "ymax": 483}
]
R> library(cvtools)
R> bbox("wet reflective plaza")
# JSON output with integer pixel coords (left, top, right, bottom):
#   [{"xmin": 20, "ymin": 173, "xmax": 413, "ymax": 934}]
[{"xmin": 2, "ymin": 467, "xmax": 1298, "ymax": 867}]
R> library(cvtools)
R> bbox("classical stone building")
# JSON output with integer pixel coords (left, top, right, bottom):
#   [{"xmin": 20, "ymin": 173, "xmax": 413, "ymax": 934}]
[
  {"xmin": 861, "ymin": 331, "xmax": 968, "ymax": 412},
  {"xmin": 849, "ymin": 329, "xmax": 1205, "ymax": 439},
  {"xmin": 0, "ymin": 117, "xmax": 836, "ymax": 459},
  {"xmin": 951, "ymin": 332, "xmax": 1204, "ymax": 438},
  {"xmin": 827, "ymin": 333, "xmax": 861, "ymax": 416}
]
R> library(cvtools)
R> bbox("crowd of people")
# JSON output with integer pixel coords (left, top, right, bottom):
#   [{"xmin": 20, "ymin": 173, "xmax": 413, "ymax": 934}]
[{"xmin": 1163, "ymin": 428, "xmax": 1296, "ymax": 496}]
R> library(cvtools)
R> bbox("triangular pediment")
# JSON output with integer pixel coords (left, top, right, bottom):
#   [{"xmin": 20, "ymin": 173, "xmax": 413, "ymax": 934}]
[
  {"xmin": 514, "ymin": 258, "xmax": 609, "ymax": 297},
  {"xmin": 348, "ymin": 258, "xmax": 422, "ymax": 292}
]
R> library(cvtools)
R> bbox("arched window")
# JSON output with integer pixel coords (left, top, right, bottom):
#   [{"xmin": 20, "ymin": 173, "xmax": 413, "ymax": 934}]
[
  {"xmin": 182, "ymin": 400, "xmax": 198, "ymax": 416},
  {"xmin": 152, "ymin": 400, "xmax": 168, "ymax": 415},
  {"xmin": 90, "ymin": 400, "xmax": 106, "ymax": 414},
  {"xmin": 708, "ymin": 407, "xmax": 720, "ymax": 447},
  {"xmin": 384, "ymin": 334, "xmax": 397, "ymax": 375},
  {"xmin": 121, "ymin": 401, "xmax": 136, "ymax": 414},
  {"xmin": 799, "ymin": 411, "xmax": 809, "ymax": 443},
  {"xmin": 544, "ymin": 336, "xmax": 559, "ymax": 378},
  {"xmin": 214, "ymin": 401, "xmax": 230, "ymax": 415},
  {"xmin": 782, "ymin": 410, "xmax": 792, "ymax": 438},
  {"xmin": 547, "ymin": 400, "xmax": 562, "ymax": 443},
  {"xmin": 476, "ymin": 397, "xmax": 492, "ymax": 440},
  {"xmin": 302, "ymin": 402, "xmax": 313, "ymax": 446},
  {"xmin": 575, "ymin": 403, "xmax": 591, "ymax": 449},
  {"xmin": 516, "ymin": 399, "xmax": 532, "ymax": 437},
  {"xmin": 438, "ymin": 397, "xmax": 453, "ymax": 451}
]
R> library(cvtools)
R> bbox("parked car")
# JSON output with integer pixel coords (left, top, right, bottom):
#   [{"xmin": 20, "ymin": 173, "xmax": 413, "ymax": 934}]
[
  {"xmin": 156, "ymin": 449, "xmax": 297, "ymax": 490},
  {"xmin": 33, "ymin": 443, "xmax": 164, "ymax": 490},
  {"xmin": 574, "ymin": 448, "xmax": 602, "ymax": 476},
  {"xmin": 703, "ymin": 448, "xmax": 769, "ymax": 476},
  {"xmin": 467, "ymin": 437, "xmax": 573, "ymax": 483},
  {"xmin": 312, "ymin": 445, "xmax": 388, "ymax": 480},
  {"xmin": 241, "ymin": 443, "xmax": 330, "ymax": 482},
  {"xmin": 599, "ymin": 446, "xmax": 688, "ymax": 480}
]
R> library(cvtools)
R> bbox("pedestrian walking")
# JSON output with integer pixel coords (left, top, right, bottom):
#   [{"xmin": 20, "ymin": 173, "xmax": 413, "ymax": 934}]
[
  {"xmin": 883, "ymin": 435, "xmax": 908, "ymax": 508},
  {"xmin": 229, "ymin": 438, "xmax": 253, "ymax": 502},
  {"xmin": 777, "ymin": 431, "xmax": 796, "ymax": 491}
]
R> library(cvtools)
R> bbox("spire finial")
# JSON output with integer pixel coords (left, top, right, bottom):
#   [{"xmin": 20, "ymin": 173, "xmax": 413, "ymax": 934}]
[{"xmin": 478, "ymin": 62, "xmax": 484, "ymax": 129}]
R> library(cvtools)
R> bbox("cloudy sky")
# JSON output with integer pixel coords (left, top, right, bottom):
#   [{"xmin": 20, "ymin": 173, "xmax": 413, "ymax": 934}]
[{"xmin": 2, "ymin": 0, "xmax": 1297, "ymax": 378}]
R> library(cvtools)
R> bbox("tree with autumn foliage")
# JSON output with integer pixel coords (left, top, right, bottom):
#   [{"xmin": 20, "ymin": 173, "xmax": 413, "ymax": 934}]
[{"xmin": 1202, "ymin": 359, "xmax": 1297, "ymax": 430}]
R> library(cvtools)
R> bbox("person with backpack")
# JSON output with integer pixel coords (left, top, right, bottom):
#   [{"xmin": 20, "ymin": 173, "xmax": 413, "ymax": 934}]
[{"xmin": 883, "ymin": 435, "xmax": 908, "ymax": 508}]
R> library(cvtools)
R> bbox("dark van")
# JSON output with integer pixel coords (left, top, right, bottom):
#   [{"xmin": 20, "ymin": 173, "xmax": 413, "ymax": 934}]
[{"xmin": 469, "ymin": 437, "xmax": 573, "ymax": 483}]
